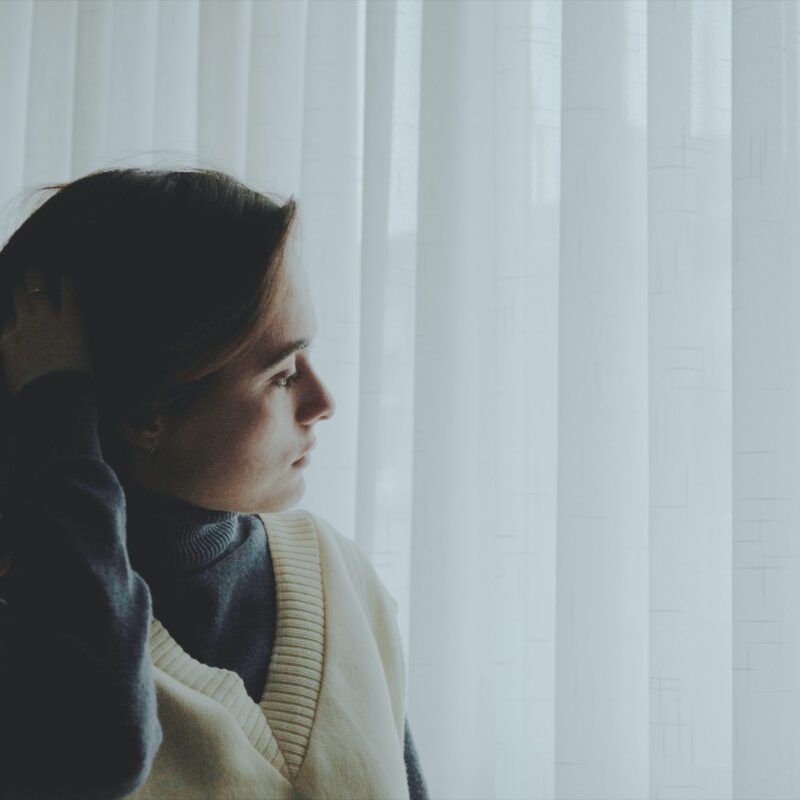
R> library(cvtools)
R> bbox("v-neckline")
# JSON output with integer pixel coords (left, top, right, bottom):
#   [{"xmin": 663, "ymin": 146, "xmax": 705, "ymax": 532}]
[{"xmin": 147, "ymin": 508, "xmax": 326, "ymax": 784}]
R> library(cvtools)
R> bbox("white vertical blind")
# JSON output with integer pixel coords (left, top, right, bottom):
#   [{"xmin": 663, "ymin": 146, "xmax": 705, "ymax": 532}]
[
  {"xmin": 558, "ymin": 0, "xmax": 650, "ymax": 795},
  {"xmin": 650, "ymin": 2, "xmax": 732, "ymax": 799},
  {"xmin": 733, "ymin": 3, "xmax": 800, "ymax": 799},
  {"xmin": 2, "ymin": 1, "xmax": 800, "ymax": 798}
]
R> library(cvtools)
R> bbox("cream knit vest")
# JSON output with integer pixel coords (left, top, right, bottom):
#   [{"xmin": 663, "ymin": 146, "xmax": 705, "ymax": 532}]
[{"xmin": 126, "ymin": 508, "xmax": 410, "ymax": 800}]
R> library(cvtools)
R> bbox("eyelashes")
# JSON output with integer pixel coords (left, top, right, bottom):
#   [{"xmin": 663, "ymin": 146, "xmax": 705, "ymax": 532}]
[
  {"xmin": 273, "ymin": 344, "xmax": 315, "ymax": 390},
  {"xmin": 275, "ymin": 371, "xmax": 304, "ymax": 390}
]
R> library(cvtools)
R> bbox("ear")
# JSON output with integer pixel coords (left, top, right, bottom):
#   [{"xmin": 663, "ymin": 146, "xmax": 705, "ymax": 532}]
[{"xmin": 117, "ymin": 410, "xmax": 165, "ymax": 455}]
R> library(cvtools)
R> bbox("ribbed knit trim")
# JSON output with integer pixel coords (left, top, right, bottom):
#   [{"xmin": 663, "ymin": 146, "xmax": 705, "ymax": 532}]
[
  {"xmin": 148, "ymin": 507, "xmax": 325, "ymax": 784},
  {"xmin": 149, "ymin": 617, "xmax": 291, "ymax": 781},
  {"xmin": 255, "ymin": 509, "xmax": 325, "ymax": 780}
]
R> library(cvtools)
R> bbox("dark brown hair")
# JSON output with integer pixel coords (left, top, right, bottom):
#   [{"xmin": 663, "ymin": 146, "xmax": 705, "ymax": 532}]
[{"xmin": 0, "ymin": 167, "xmax": 298, "ymax": 578}]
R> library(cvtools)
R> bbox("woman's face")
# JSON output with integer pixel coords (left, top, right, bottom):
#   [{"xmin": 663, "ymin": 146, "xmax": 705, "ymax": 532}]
[{"xmin": 126, "ymin": 264, "xmax": 336, "ymax": 513}]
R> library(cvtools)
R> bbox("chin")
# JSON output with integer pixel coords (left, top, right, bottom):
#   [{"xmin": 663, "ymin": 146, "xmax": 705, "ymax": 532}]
[{"xmin": 252, "ymin": 477, "xmax": 305, "ymax": 515}]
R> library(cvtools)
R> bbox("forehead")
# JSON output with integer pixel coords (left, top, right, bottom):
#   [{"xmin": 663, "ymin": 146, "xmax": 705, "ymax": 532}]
[
  {"xmin": 242, "ymin": 266, "xmax": 316, "ymax": 366},
  {"xmin": 269, "ymin": 266, "xmax": 315, "ymax": 341}
]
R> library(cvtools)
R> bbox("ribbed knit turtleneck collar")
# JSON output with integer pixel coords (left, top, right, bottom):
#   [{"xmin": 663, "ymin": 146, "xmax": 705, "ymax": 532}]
[{"xmin": 122, "ymin": 478, "xmax": 241, "ymax": 575}]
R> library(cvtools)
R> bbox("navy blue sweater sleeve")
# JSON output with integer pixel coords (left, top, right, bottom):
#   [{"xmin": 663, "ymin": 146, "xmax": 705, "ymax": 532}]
[
  {"xmin": 0, "ymin": 371, "xmax": 162, "ymax": 799},
  {"xmin": 404, "ymin": 717, "xmax": 430, "ymax": 800}
]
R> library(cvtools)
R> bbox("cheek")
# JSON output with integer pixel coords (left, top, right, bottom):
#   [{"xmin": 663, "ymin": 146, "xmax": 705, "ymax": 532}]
[
  {"xmin": 219, "ymin": 395, "xmax": 284, "ymax": 461},
  {"xmin": 182, "ymin": 393, "xmax": 267, "ymax": 458}
]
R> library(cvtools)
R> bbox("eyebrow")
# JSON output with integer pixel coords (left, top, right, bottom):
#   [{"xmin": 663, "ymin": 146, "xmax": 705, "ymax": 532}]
[{"xmin": 262, "ymin": 339, "xmax": 312, "ymax": 371}]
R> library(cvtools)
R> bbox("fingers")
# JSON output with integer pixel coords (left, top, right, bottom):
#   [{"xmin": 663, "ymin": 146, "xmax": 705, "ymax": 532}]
[
  {"xmin": 10, "ymin": 265, "xmax": 51, "ymax": 321},
  {"xmin": 59, "ymin": 271, "xmax": 77, "ymax": 314},
  {"xmin": 11, "ymin": 273, "xmax": 31, "ymax": 318},
  {"xmin": 0, "ymin": 312, "xmax": 12, "ymax": 340},
  {"xmin": 24, "ymin": 265, "xmax": 47, "ymax": 295},
  {"xmin": 2, "ymin": 266, "xmax": 76, "ymax": 340}
]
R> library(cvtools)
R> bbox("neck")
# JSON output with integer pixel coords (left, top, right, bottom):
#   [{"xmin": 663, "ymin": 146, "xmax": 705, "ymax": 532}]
[{"xmin": 122, "ymin": 476, "xmax": 241, "ymax": 576}]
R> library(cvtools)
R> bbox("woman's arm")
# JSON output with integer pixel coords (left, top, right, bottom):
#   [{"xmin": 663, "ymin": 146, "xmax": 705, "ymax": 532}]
[{"xmin": 0, "ymin": 371, "xmax": 162, "ymax": 799}]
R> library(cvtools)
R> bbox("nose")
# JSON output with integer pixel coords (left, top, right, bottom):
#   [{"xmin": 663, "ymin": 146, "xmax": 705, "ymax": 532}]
[
  {"xmin": 303, "ymin": 365, "xmax": 335, "ymax": 423},
  {"xmin": 316, "ymin": 378, "xmax": 335, "ymax": 421}
]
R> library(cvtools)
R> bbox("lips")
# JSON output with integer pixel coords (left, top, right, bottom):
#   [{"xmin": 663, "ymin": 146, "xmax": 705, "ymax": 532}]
[{"xmin": 293, "ymin": 440, "xmax": 316, "ymax": 463}]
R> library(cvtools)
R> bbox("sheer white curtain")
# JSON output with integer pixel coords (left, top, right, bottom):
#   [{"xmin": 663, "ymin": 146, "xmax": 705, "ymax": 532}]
[{"xmin": 1, "ymin": 0, "xmax": 798, "ymax": 798}]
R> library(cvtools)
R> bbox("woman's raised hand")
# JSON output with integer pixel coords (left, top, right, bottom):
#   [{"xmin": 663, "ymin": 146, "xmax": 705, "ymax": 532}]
[{"xmin": 0, "ymin": 265, "xmax": 94, "ymax": 398}]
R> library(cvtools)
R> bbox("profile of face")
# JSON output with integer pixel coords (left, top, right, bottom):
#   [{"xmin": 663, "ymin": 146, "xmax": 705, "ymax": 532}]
[{"xmin": 123, "ymin": 262, "xmax": 336, "ymax": 514}]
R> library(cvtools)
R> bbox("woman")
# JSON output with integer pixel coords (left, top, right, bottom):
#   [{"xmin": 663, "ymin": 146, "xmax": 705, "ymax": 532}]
[{"xmin": 0, "ymin": 168, "xmax": 428, "ymax": 799}]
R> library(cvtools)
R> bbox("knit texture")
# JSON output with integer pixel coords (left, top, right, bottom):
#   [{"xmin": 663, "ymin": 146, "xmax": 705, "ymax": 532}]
[
  {"xmin": 0, "ymin": 371, "xmax": 430, "ymax": 799},
  {"xmin": 129, "ymin": 508, "xmax": 412, "ymax": 800}
]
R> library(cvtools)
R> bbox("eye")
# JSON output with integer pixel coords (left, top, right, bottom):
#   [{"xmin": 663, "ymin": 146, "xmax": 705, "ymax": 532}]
[
  {"xmin": 274, "ymin": 370, "xmax": 304, "ymax": 390},
  {"xmin": 271, "ymin": 344, "xmax": 315, "ymax": 390}
]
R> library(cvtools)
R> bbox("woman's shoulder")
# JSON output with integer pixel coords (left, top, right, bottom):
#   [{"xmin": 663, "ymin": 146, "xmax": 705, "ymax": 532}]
[
  {"xmin": 258, "ymin": 506, "xmax": 363, "ymax": 567},
  {"xmin": 258, "ymin": 506, "xmax": 349, "ymax": 552},
  {"xmin": 258, "ymin": 508, "xmax": 399, "ymax": 615}
]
